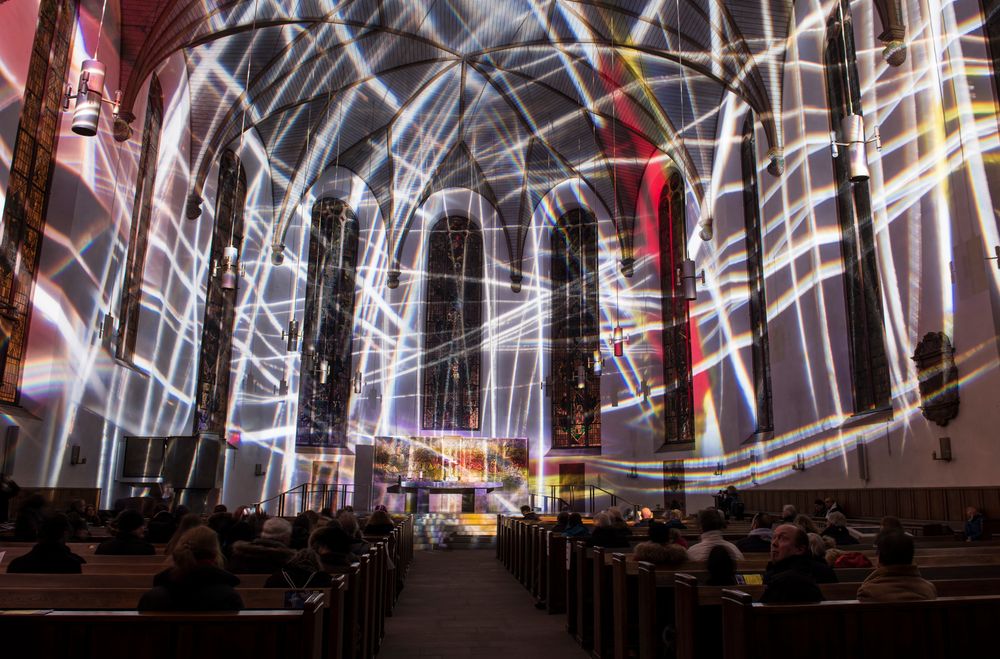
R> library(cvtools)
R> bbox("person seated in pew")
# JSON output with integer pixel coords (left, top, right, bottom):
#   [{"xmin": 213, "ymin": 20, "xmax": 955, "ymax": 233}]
[
  {"xmin": 668, "ymin": 527, "xmax": 688, "ymax": 549},
  {"xmin": 735, "ymin": 513, "xmax": 774, "ymax": 553},
  {"xmin": 607, "ymin": 507, "xmax": 633, "ymax": 536},
  {"xmin": 633, "ymin": 522, "xmax": 688, "ymax": 565},
  {"xmin": 563, "ymin": 512, "xmax": 589, "ymax": 538},
  {"xmin": 634, "ymin": 507, "xmax": 655, "ymax": 527},
  {"xmin": 824, "ymin": 547, "xmax": 872, "ymax": 569},
  {"xmin": 706, "ymin": 545, "xmax": 737, "ymax": 586},
  {"xmin": 166, "ymin": 512, "xmax": 204, "ymax": 555},
  {"xmin": 780, "ymin": 504, "xmax": 797, "ymax": 524},
  {"xmin": 687, "ymin": 508, "xmax": 744, "ymax": 562},
  {"xmin": 551, "ymin": 510, "xmax": 571, "ymax": 533},
  {"xmin": 664, "ymin": 509, "xmax": 687, "ymax": 530},
  {"xmin": 145, "ymin": 507, "xmax": 177, "ymax": 544},
  {"xmin": 338, "ymin": 511, "xmax": 371, "ymax": 555},
  {"xmin": 520, "ymin": 505, "xmax": 539, "ymax": 520},
  {"xmin": 13, "ymin": 493, "xmax": 49, "ymax": 541},
  {"xmin": 96, "ymin": 509, "xmax": 156, "ymax": 555},
  {"xmin": 793, "ymin": 514, "xmax": 820, "ymax": 535},
  {"xmin": 363, "ymin": 508, "xmax": 396, "ymax": 536},
  {"xmin": 880, "ymin": 515, "xmax": 911, "ymax": 536},
  {"xmin": 820, "ymin": 511, "xmax": 859, "ymax": 546},
  {"xmin": 588, "ymin": 511, "xmax": 631, "ymax": 548},
  {"xmin": 965, "ymin": 506, "xmax": 985, "ymax": 541},
  {"xmin": 807, "ymin": 533, "xmax": 831, "ymax": 561},
  {"xmin": 139, "ymin": 526, "xmax": 244, "ymax": 611},
  {"xmin": 229, "ymin": 517, "xmax": 295, "ymax": 574},
  {"xmin": 856, "ymin": 530, "xmax": 936, "ymax": 602},
  {"xmin": 760, "ymin": 524, "xmax": 836, "ymax": 604},
  {"xmin": 7, "ymin": 513, "xmax": 86, "ymax": 573},
  {"xmin": 310, "ymin": 524, "xmax": 357, "ymax": 570},
  {"xmin": 265, "ymin": 547, "xmax": 335, "ymax": 589},
  {"xmin": 83, "ymin": 503, "xmax": 103, "ymax": 527},
  {"xmin": 65, "ymin": 498, "xmax": 90, "ymax": 541}
]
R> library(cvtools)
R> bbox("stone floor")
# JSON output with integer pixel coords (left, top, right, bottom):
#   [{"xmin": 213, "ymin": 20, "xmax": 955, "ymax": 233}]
[{"xmin": 377, "ymin": 549, "xmax": 589, "ymax": 658}]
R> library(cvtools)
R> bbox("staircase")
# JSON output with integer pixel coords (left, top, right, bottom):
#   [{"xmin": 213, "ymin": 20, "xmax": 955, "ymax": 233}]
[{"xmin": 412, "ymin": 513, "xmax": 498, "ymax": 550}]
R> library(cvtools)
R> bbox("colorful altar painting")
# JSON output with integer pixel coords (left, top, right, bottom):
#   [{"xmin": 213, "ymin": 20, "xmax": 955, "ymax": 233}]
[{"xmin": 372, "ymin": 436, "xmax": 528, "ymax": 513}]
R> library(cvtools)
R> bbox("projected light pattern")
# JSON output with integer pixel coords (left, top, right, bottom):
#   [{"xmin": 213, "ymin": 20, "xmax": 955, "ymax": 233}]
[{"xmin": 0, "ymin": 0, "xmax": 999, "ymax": 511}]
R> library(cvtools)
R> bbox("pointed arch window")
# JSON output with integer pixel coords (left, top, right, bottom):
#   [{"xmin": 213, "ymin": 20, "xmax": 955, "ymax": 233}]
[
  {"xmin": 422, "ymin": 216, "xmax": 483, "ymax": 431},
  {"xmin": 660, "ymin": 172, "xmax": 694, "ymax": 446},
  {"xmin": 0, "ymin": 0, "xmax": 76, "ymax": 403},
  {"xmin": 825, "ymin": 0, "xmax": 891, "ymax": 413},
  {"xmin": 551, "ymin": 209, "xmax": 601, "ymax": 449},
  {"xmin": 193, "ymin": 151, "xmax": 246, "ymax": 435},
  {"xmin": 116, "ymin": 74, "xmax": 164, "ymax": 363},
  {"xmin": 984, "ymin": 0, "xmax": 1000, "ymax": 124},
  {"xmin": 741, "ymin": 116, "xmax": 774, "ymax": 434},
  {"xmin": 296, "ymin": 198, "xmax": 360, "ymax": 448}
]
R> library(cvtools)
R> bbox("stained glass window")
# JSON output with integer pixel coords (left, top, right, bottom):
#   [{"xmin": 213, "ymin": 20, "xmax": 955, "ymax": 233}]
[
  {"xmin": 550, "ymin": 209, "xmax": 601, "ymax": 449},
  {"xmin": 422, "ymin": 216, "xmax": 483, "ymax": 430},
  {"xmin": 193, "ymin": 150, "xmax": 246, "ymax": 435},
  {"xmin": 741, "ymin": 115, "xmax": 774, "ymax": 433},
  {"xmin": 0, "ymin": 0, "xmax": 76, "ymax": 404},
  {"xmin": 825, "ymin": 0, "xmax": 891, "ymax": 413},
  {"xmin": 659, "ymin": 172, "xmax": 694, "ymax": 446},
  {"xmin": 296, "ymin": 198, "xmax": 360, "ymax": 448},
  {"xmin": 116, "ymin": 74, "xmax": 164, "ymax": 363}
]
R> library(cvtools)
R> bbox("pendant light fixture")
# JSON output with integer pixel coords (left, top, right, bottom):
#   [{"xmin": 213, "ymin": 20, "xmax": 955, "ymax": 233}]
[{"xmin": 65, "ymin": 0, "xmax": 121, "ymax": 136}]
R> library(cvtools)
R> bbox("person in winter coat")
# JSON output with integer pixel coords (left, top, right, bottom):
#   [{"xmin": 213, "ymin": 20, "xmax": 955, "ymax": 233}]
[
  {"xmin": 7, "ymin": 513, "xmax": 86, "ymax": 573},
  {"xmin": 138, "ymin": 526, "xmax": 243, "ymax": 611},
  {"xmin": 760, "ymin": 524, "xmax": 837, "ymax": 604},
  {"xmin": 264, "ymin": 547, "xmax": 334, "ymax": 589},
  {"xmin": 227, "ymin": 517, "xmax": 295, "ymax": 574},
  {"xmin": 96, "ymin": 510, "xmax": 156, "ymax": 555},
  {"xmin": 856, "ymin": 530, "xmax": 937, "ymax": 602}
]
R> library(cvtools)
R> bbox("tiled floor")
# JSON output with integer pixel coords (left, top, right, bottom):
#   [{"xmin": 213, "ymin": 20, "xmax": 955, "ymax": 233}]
[{"xmin": 377, "ymin": 549, "xmax": 589, "ymax": 658}]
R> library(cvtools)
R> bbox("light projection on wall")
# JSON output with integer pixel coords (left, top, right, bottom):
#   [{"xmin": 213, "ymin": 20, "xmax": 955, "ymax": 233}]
[{"xmin": 0, "ymin": 1, "xmax": 998, "ymax": 506}]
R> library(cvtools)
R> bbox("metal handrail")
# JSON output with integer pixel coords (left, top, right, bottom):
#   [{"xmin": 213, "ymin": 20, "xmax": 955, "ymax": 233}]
[
  {"xmin": 252, "ymin": 482, "xmax": 355, "ymax": 516},
  {"xmin": 529, "ymin": 492, "xmax": 570, "ymax": 514},
  {"xmin": 544, "ymin": 483, "xmax": 640, "ymax": 514}
]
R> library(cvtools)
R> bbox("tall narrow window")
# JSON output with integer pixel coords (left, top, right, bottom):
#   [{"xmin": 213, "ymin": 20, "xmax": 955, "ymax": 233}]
[
  {"xmin": 0, "ymin": 0, "xmax": 76, "ymax": 404},
  {"xmin": 422, "ymin": 216, "xmax": 483, "ymax": 430},
  {"xmin": 551, "ymin": 209, "xmax": 600, "ymax": 449},
  {"xmin": 660, "ymin": 171, "xmax": 694, "ymax": 446},
  {"xmin": 825, "ymin": 0, "xmax": 891, "ymax": 412},
  {"xmin": 193, "ymin": 151, "xmax": 246, "ymax": 435},
  {"xmin": 984, "ymin": 0, "xmax": 1000, "ymax": 117},
  {"xmin": 116, "ymin": 75, "xmax": 164, "ymax": 363},
  {"xmin": 296, "ymin": 198, "xmax": 359, "ymax": 448},
  {"xmin": 741, "ymin": 115, "xmax": 774, "ymax": 433}
]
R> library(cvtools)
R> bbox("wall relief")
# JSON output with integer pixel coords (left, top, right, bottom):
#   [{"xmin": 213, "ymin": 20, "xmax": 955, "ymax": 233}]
[{"xmin": 911, "ymin": 332, "xmax": 959, "ymax": 426}]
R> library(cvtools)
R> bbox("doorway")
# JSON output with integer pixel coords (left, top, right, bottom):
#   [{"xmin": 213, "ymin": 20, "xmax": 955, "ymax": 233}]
[
  {"xmin": 662, "ymin": 460, "xmax": 686, "ymax": 514},
  {"xmin": 559, "ymin": 463, "xmax": 586, "ymax": 512}
]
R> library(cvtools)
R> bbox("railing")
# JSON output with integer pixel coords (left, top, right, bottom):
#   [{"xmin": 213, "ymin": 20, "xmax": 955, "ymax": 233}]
[
  {"xmin": 529, "ymin": 492, "xmax": 569, "ymax": 514},
  {"xmin": 543, "ymin": 484, "xmax": 640, "ymax": 515},
  {"xmin": 253, "ymin": 482, "xmax": 355, "ymax": 517}
]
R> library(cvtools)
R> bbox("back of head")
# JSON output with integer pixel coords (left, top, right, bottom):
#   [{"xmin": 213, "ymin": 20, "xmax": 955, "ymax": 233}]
[
  {"xmin": 706, "ymin": 545, "xmax": 737, "ymax": 585},
  {"xmin": 794, "ymin": 514, "xmax": 818, "ymax": 534},
  {"xmin": 752, "ymin": 513, "xmax": 773, "ymax": 530},
  {"xmin": 826, "ymin": 511, "xmax": 847, "ymax": 527},
  {"xmin": 640, "ymin": 507, "xmax": 652, "ymax": 520},
  {"xmin": 607, "ymin": 508, "xmax": 625, "ymax": 523},
  {"xmin": 555, "ymin": 511, "xmax": 570, "ymax": 527},
  {"xmin": 366, "ymin": 510, "xmax": 393, "ymax": 528},
  {"xmin": 670, "ymin": 509, "xmax": 683, "ymax": 521},
  {"xmin": 38, "ymin": 513, "xmax": 70, "ymax": 544},
  {"xmin": 520, "ymin": 505, "xmax": 532, "ymax": 515},
  {"xmin": 697, "ymin": 508, "xmax": 724, "ymax": 532},
  {"xmin": 213, "ymin": 504, "xmax": 228, "ymax": 514},
  {"xmin": 875, "ymin": 530, "xmax": 914, "ymax": 566},
  {"xmin": 807, "ymin": 532, "xmax": 827, "ymax": 559},
  {"xmin": 648, "ymin": 522, "xmax": 670, "ymax": 544},
  {"xmin": 207, "ymin": 512, "xmax": 234, "ymax": 535},
  {"xmin": 114, "ymin": 509, "xmax": 145, "ymax": 536},
  {"xmin": 337, "ymin": 511, "xmax": 360, "ymax": 536},
  {"xmin": 593, "ymin": 512, "xmax": 611, "ymax": 528},
  {"xmin": 880, "ymin": 515, "xmax": 903, "ymax": 531},
  {"xmin": 171, "ymin": 526, "xmax": 224, "ymax": 573},
  {"xmin": 310, "ymin": 525, "xmax": 354, "ymax": 556},
  {"xmin": 568, "ymin": 513, "xmax": 583, "ymax": 527},
  {"xmin": 167, "ymin": 513, "xmax": 204, "ymax": 554},
  {"xmin": 260, "ymin": 517, "xmax": 293, "ymax": 545},
  {"xmin": 782, "ymin": 504, "xmax": 797, "ymax": 518}
]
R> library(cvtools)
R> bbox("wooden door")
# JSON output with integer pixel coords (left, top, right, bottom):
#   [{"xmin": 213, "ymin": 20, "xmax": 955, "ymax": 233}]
[{"xmin": 560, "ymin": 463, "xmax": 586, "ymax": 512}]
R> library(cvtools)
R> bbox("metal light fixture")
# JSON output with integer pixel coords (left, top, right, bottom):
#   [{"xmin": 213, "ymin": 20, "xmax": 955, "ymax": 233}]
[
  {"xmin": 316, "ymin": 359, "xmax": 330, "ymax": 385},
  {"xmin": 713, "ymin": 462, "xmax": 724, "ymax": 476},
  {"xmin": 98, "ymin": 312, "xmax": 115, "ymax": 350},
  {"xmin": 353, "ymin": 370, "xmax": 362, "ymax": 394},
  {"xmin": 213, "ymin": 245, "xmax": 243, "ymax": 290},
  {"xmin": 830, "ymin": 115, "xmax": 881, "ymax": 182},
  {"xmin": 932, "ymin": 436, "xmax": 952, "ymax": 462},
  {"xmin": 590, "ymin": 349, "xmax": 603, "ymax": 375},
  {"xmin": 677, "ymin": 259, "xmax": 705, "ymax": 301},
  {"xmin": 282, "ymin": 319, "xmax": 300, "ymax": 352},
  {"xmin": 64, "ymin": 59, "xmax": 122, "ymax": 136},
  {"xmin": 613, "ymin": 325, "xmax": 625, "ymax": 357},
  {"xmin": 792, "ymin": 453, "xmax": 807, "ymax": 471},
  {"xmin": 575, "ymin": 364, "xmax": 586, "ymax": 389},
  {"xmin": 270, "ymin": 242, "xmax": 286, "ymax": 266}
]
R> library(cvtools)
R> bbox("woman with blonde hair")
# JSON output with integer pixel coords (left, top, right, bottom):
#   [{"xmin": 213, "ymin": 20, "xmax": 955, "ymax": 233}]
[
  {"xmin": 164, "ymin": 512, "xmax": 203, "ymax": 555},
  {"xmin": 138, "ymin": 526, "xmax": 243, "ymax": 610}
]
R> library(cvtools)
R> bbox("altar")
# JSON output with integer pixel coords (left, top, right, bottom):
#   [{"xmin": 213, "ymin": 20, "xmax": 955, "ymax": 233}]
[
  {"xmin": 372, "ymin": 436, "xmax": 528, "ymax": 513},
  {"xmin": 387, "ymin": 479, "xmax": 504, "ymax": 513}
]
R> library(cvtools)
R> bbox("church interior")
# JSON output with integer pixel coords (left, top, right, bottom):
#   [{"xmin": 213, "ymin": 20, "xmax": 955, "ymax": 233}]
[{"xmin": 2, "ymin": 0, "xmax": 1000, "ymax": 656}]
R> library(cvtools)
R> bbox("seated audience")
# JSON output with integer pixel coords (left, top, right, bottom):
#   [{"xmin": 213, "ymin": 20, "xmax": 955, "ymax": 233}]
[
  {"xmin": 145, "ymin": 508, "xmax": 177, "ymax": 544},
  {"xmin": 563, "ymin": 512, "xmax": 590, "ymax": 538},
  {"xmin": 807, "ymin": 532, "xmax": 829, "ymax": 561},
  {"xmin": 139, "ymin": 526, "xmax": 243, "ymax": 611},
  {"xmin": 634, "ymin": 507, "xmax": 654, "ymax": 527},
  {"xmin": 856, "ymin": 530, "xmax": 937, "ymax": 602},
  {"xmin": 14, "ymin": 494, "xmax": 49, "ymax": 541},
  {"xmin": 520, "ymin": 504, "xmax": 539, "ymax": 520},
  {"xmin": 83, "ymin": 503, "xmax": 103, "ymax": 527},
  {"xmin": 735, "ymin": 513, "xmax": 773, "ymax": 553},
  {"xmin": 310, "ymin": 524, "xmax": 357, "ymax": 570},
  {"xmin": 588, "ymin": 511, "xmax": 631, "ymax": 548},
  {"xmin": 812, "ymin": 499, "xmax": 828, "ymax": 517},
  {"xmin": 265, "ymin": 547, "xmax": 334, "ymax": 589},
  {"xmin": 65, "ymin": 499, "xmax": 90, "ymax": 541},
  {"xmin": 760, "ymin": 524, "xmax": 836, "ymax": 604},
  {"xmin": 96, "ymin": 510, "xmax": 156, "ymax": 555},
  {"xmin": 965, "ymin": 506, "xmax": 985, "ymax": 541},
  {"xmin": 165, "ymin": 512, "xmax": 204, "ymax": 555},
  {"xmin": 793, "ymin": 514, "xmax": 820, "ymax": 535},
  {"xmin": 664, "ymin": 509, "xmax": 687, "ymax": 530},
  {"xmin": 338, "ymin": 511, "xmax": 370, "ymax": 555},
  {"xmin": 607, "ymin": 507, "xmax": 633, "ymax": 536},
  {"xmin": 551, "ymin": 511, "xmax": 571, "ymax": 533},
  {"xmin": 687, "ymin": 508, "xmax": 744, "ymax": 561},
  {"xmin": 821, "ymin": 511, "xmax": 859, "ymax": 546},
  {"xmin": 824, "ymin": 497, "xmax": 842, "ymax": 515},
  {"xmin": 880, "ymin": 515, "xmax": 907, "ymax": 534},
  {"xmin": 7, "ymin": 513, "xmax": 86, "ymax": 573},
  {"xmin": 363, "ymin": 508, "xmax": 396, "ymax": 536},
  {"xmin": 633, "ymin": 522, "xmax": 688, "ymax": 565},
  {"xmin": 290, "ymin": 512, "xmax": 315, "ymax": 549},
  {"xmin": 706, "ymin": 545, "xmax": 737, "ymax": 586},
  {"xmin": 228, "ymin": 517, "xmax": 295, "ymax": 573},
  {"xmin": 780, "ymin": 504, "xmax": 797, "ymax": 524},
  {"xmin": 668, "ymin": 527, "xmax": 689, "ymax": 549}
]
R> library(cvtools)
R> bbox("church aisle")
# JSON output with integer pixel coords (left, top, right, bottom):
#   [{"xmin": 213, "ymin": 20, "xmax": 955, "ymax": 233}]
[{"xmin": 377, "ymin": 549, "xmax": 589, "ymax": 658}]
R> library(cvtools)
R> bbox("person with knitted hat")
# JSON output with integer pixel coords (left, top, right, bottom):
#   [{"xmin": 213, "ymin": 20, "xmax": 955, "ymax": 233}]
[{"xmin": 95, "ymin": 509, "xmax": 156, "ymax": 555}]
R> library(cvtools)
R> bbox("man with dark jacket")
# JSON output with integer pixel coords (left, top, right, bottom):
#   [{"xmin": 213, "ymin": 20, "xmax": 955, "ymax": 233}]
[
  {"xmin": 228, "ymin": 517, "xmax": 295, "ymax": 573},
  {"xmin": 7, "ymin": 513, "xmax": 86, "ymax": 573},
  {"xmin": 965, "ymin": 506, "xmax": 985, "ymax": 541},
  {"xmin": 96, "ymin": 510, "xmax": 156, "ymax": 555},
  {"xmin": 735, "ymin": 513, "xmax": 774, "ymax": 553},
  {"xmin": 760, "ymin": 524, "xmax": 837, "ymax": 603}
]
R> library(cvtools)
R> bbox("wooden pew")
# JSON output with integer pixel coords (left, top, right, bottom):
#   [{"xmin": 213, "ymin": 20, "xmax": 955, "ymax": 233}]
[
  {"xmin": 0, "ymin": 573, "xmax": 269, "ymax": 588},
  {"xmin": 0, "ymin": 591, "xmax": 325, "ymax": 659},
  {"xmin": 721, "ymin": 589, "xmax": 1000, "ymax": 659}
]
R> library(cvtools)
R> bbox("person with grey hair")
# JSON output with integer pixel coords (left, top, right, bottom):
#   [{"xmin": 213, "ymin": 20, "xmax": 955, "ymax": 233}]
[
  {"xmin": 588, "ymin": 511, "xmax": 630, "ymax": 548},
  {"xmin": 780, "ymin": 504, "xmax": 797, "ymax": 524},
  {"xmin": 228, "ymin": 517, "xmax": 294, "ymax": 573},
  {"xmin": 821, "ymin": 511, "xmax": 859, "ymax": 546},
  {"xmin": 687, "ymin": 508, "xmax": 744, "ymax": 561}
]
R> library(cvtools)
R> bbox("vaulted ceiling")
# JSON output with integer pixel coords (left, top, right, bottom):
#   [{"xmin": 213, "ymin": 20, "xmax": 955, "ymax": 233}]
[{"xmin": 115, "ymin": 0, "xmax": 797, "ymax": 283}]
